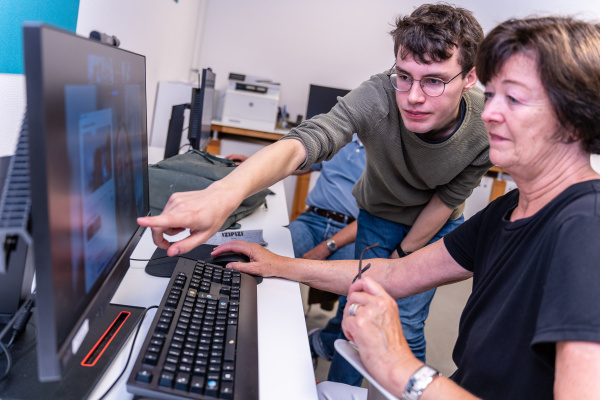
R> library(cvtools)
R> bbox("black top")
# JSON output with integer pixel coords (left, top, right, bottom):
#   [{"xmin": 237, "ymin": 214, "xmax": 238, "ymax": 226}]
[{"xmin": 444, "ymin": 179, "xmax": 600, "ymax": 399}]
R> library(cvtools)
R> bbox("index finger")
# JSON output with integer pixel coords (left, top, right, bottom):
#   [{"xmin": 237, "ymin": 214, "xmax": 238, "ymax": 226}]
[{"xmin": 138, "ymin": 214, "xmax": 183, "ymax": 229}]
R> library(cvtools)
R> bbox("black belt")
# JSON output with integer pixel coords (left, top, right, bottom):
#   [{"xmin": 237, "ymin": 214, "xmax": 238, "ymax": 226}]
[{"xmin": 306, "ymin": 206, "xmax": 355, "ymax": 224}]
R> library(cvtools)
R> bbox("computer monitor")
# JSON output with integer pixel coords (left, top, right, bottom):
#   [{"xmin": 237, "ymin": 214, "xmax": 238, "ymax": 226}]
[
  {"xmin": 305, "ymin": 84, "xmax": 351, "ymax": 120},
  {"xmin": 0, "ymin": 129, "xmax": 34, "ymax": 329},
  {"xmin": 188, "ymin": 68, "xmax": 216, "ymax": 152},
  {"xmin": 22, "ymin": 23, "xmax": 149, "ymax": 385},
  {"xmin": 163, "ymin": 68, "xmax": 215, "ymax": 159}
]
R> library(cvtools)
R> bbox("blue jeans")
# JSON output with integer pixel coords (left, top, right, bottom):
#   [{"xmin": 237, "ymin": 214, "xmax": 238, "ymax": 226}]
[
  {"xmin": 324, "ymin": 209, "xmax": 464, "ymax": 386},
  {"xmin": 286, "ymin": 211, "xmax": 356, "ymax": 261}
]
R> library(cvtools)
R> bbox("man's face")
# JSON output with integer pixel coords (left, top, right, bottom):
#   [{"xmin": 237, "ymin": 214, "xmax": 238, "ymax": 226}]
[{"xmin": 394, "ymin": 49, "xmax": 477, "ymax": 138}]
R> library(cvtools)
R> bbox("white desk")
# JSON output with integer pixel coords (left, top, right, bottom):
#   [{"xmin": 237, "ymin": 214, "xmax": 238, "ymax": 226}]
[{"xmin": 89, "ymin": 181, "xmax": 316, "ymax": 399}]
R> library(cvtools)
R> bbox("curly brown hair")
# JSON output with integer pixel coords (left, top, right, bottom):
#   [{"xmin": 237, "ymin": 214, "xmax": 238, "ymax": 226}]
[
  {"xmin": 476, "ymin": 17, "xmax": 600, "ymax": 154},
  {"xmin": 389, "ymin": 3, "xmax": 483, "ymax": 76}
]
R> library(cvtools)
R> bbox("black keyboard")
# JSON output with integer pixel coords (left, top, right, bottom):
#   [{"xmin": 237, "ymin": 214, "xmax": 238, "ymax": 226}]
[{"xmin": 127, "ymin": 257, "xmax": 259, "ymax": 400}]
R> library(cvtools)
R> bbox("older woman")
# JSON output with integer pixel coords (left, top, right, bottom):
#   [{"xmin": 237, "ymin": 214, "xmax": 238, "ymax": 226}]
[
  {"xmin": 213, "ymin": 16, "xmax": 600, "ymax": 399},
  {"xmin": 338, "ymin": 17, "xmax": 600, "ymax": 399}
]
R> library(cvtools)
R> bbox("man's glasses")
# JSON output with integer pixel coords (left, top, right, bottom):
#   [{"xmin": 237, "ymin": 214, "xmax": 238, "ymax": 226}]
[
  {"xmin": 352, "ymin": 242, "xmax": 380, "ymax": 283},
  {"xmin": 387, "ymin": 64, "xmax": 468, "ymax": 97}
]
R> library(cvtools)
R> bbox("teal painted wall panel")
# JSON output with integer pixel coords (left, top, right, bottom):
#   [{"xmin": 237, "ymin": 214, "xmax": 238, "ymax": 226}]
[{"xmin": 0, "ymin": 0, "xmax": 80, "ymax": 74}]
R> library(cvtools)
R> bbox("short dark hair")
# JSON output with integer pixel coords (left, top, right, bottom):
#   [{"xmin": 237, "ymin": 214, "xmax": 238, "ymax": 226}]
[
  {"xmin": 390, "ymin": 3, "xmax": 483, "ymax": 75},
  {"xmin": 477, "ymin": 17, "xmax": 600, "ymax": 154}
]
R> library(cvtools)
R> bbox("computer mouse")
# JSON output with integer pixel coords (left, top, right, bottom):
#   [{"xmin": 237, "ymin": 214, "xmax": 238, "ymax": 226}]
[
  {"xmin": 208, "ymin": 252, "xmax": 251, "ymax": 267},
  {"xmin": 209, "ymin": 252, "xmax": 263, "ymax": 284}
]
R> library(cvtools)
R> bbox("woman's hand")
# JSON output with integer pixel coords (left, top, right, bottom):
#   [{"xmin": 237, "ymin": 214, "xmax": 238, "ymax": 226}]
[
  {"xmin": 211, "ymin": 240, "xmax": 288, "ymax": 277},
  {"xmin": 342, "ymin": 277, "xmax": 422, "ymax": 396}
]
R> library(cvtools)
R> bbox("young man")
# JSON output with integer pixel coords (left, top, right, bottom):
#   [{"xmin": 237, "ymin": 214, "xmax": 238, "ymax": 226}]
[{"xmin": 139, "ymin": 3, "xmax": 491, "ymax": 386}]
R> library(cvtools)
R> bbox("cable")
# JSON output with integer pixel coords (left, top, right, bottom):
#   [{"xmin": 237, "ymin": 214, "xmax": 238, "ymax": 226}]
[
  {"xmin": 0, "ymin": 291, "xmax": 36, "ymax": 344},
  {"xmin": 179, "ymin": 143, "xmax": 192, "ymax": 152},
  {"xmin": 0, "ymin": 292, "xmax": 35, "ymax": 381},
  {"xmin": 96, "ymin": 305, "xmax": 158, "ymax": 400},
  {"xmin": 0, "ymin": 340, "xmax": 12, "ymax": 381},
  {"xmin": 130, "ymin": 255, "xmax": 171, "ymax": 262},
  {"xmin": 130, "ymin": 255, "xmax": 202, "ymax": 263}
]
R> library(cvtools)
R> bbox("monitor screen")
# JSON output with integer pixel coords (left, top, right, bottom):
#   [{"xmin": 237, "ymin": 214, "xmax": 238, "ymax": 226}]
[
  {"xmin": 188, "ymin": 68, "xmax": 216, "ymax": 152},
  {"xmin": 23, "ymin": 24, "xmax": 149, "ymax": 382},
  {"xmin": 305, "ymin": 84, "xmax": 350, "ymax": 120}
]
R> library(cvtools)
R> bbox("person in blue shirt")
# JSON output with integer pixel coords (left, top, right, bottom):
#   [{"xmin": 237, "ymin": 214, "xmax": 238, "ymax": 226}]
[
  {"xmin": 286, "ymin": 135, "xmax": 365, "ymax": 373},
  {"xmin": 229, "ymin": 135, "xmax": 366, "ymax": 375},
  {"xmin": 287, "ymin": 133, "xmax": 364, "ymax": 262}
]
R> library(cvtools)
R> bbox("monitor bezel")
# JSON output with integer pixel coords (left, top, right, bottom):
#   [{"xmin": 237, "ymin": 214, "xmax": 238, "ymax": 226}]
[
  {"xmin": 23, "ymin": 23, "xmax": 149, "ymax": 382},
  {"xmin": 305, "ymin": 84, "xmax": 351, "ymax": 120},
  {"xmin": 188, "ymin": 68, "xmax": 216, "ymax": 152}
]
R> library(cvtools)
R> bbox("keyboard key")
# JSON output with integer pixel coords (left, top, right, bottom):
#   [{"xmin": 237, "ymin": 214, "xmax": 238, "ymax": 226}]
[
  {"xmin": 143, "ymin": 351, "xmax": 158, "ymax": 365},
  {"xmin": 135, "ymin": 369, "xmax": 152, "ymax": 383},
  {"xmin": 205, "ymin": 379, "xmax": 219, "ymax": 397},
  {"xmin": 195, "ymin": 358, "xmax": 208, "ymax": 367},
  {"xmin": 163, "ymin": 362, "xmax": 177, "ymax": 373},
  {"xmin": 166, "ymin": 299, "xmax": 178, "ymax": 307},
  {"xmin": 190, "ymin": 375, "xmax": 205, "ymax": 394},
  {"xmin": 180, "ymin": 355, "xmax": 194, "ymax": 365},
  {"xmin": 159, "ymin": 371, "xmax": 174, "ymax": 388},
  {"xmin": 222, "ymin": 371, "xmax": 234, "ymax": 381},
  {"xmin": 174, "ymin": 372, "xmax": 190, "ymax": 391},
  {"xmin": 225, "ymin": 326, "xmax": 237, "ymax": 361},
  {"xmin": 220, "ymin": 382, "xmax": 234, "ymax": 399},
  {"xmin": 193, "ymin": 365, "xmax": 207, "ymax": 375},
  {"xmin": 179, "ymin": 364, "xmax": 192, "ymax": 373}
]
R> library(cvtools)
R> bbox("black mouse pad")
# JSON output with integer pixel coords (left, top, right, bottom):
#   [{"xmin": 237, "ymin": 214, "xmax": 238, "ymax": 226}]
[{"xmin": 145, "ymin": 243, "xmax": 218, "ymax": 278}]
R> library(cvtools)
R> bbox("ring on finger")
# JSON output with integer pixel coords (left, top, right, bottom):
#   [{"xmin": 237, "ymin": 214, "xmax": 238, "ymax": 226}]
[{"xmin": 349, "ymin": 303, "xmax": 360, "ymax": 316}]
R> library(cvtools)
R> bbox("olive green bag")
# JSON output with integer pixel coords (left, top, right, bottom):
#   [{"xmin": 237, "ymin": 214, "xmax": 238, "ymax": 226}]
[{"xmin": 149, "ymin": 150, "xmax": 272, "ymax": 231}]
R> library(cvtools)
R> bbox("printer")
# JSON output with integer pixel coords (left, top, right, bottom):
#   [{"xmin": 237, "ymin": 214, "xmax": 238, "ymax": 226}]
[{"xmin": 221, "ymin": 73, "xmax": 280, "ymax": 131}]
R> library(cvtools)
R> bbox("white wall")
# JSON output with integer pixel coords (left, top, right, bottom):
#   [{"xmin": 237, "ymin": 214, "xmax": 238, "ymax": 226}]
[
  {"xmin": 0, "ymin": 74, "xmax": 26, "ymax": 157},
  {"xmin": 3, "ymin": 0, "xmax": 600, "ymax": 172},
  {"xmin": 196, "ymin": 0, "xmax": 600, "ymax": 122},
  {"xmin": 1, "ymin": 0, "xmax": 206, "ymax": 157},
  {"xmin": 77, "ymin": 0, "xmax": 207, "ymax": 133}
]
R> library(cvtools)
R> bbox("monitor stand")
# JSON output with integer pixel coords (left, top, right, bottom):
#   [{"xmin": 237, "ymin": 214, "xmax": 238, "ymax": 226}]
[{"xmin": 0, "ymin": 304, "xmax": 145, "ymax": 400}]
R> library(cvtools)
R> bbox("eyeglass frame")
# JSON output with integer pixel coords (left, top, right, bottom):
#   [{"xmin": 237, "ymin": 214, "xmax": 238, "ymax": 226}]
[
  {"xmin": 352, "ymin": 242, "xmax": 379, "ymax": 283},
  {"xmin": 386, "ymin": 63, "xmax": 469, "ymax": 97}
]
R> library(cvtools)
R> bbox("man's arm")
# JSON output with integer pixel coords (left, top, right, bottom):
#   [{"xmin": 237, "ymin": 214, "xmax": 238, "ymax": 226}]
[
  {"xmin": 137, "ymin": 139, "xmax": 307, "ymax": 256},
  {"xmin": 398, "ymin": 193, "xmax": 454, "ymax": 254},
  {"xmin": 301, "ymin": 220, "xmax": 357, "ymax": 260}
]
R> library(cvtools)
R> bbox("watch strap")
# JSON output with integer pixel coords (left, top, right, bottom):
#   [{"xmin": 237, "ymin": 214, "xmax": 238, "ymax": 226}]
[
  {"xmin": 402, "ymin": 365, "xmax": 441, "ymax": 400},
  {"xmin": 396, "ymin": 244, "xmax": 412, "ymax": 258}
]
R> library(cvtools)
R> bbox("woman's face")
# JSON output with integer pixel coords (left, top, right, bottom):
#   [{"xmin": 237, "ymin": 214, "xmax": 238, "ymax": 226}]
[{"xmin": 481, "ymin": 53, "xmax": 565, "ymax": 174}]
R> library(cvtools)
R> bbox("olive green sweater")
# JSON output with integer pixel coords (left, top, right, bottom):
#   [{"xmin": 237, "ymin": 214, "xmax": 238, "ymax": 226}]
[{"xmin": 282, "ymin": 72, "xmax": 492, "ymax": 225}]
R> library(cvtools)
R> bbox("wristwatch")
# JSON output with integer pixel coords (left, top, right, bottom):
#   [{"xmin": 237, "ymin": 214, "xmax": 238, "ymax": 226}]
[
  {"xmin": 326, "ymin": 239, "xmax": 337, "ymax": 252},
  {"xmin": 397, "ymin": 244, "xmax": 412, "ymax": 258},
  {"xmin": 402, "ymin": 365, "xmax": 441, "ymax": 400}
]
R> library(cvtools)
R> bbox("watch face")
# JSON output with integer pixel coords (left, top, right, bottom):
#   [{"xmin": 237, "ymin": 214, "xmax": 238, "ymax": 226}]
[
  {"xmin": 403, "ymin": 365, "xmax": 440, "ymax": 400},
  {"xmin": 327, "ymin": 240, "xmax": 337, "ymax": 251}
]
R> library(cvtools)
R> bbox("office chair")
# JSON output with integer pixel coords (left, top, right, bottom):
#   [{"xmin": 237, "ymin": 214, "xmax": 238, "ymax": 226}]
[{"xmin": 334, "ymin": 339, "xmax": 399, "ymax": 400}]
